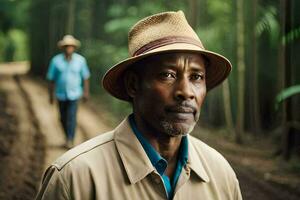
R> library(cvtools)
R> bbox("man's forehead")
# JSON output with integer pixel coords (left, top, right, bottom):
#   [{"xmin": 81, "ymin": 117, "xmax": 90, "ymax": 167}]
[
  {"xmin": 143, "ymin": 52, "xmax": 206, "ymax": 69},
  {"xmin": 130, "ymin": 52, "xmax": 206, "ymax": 74},
  {"xmin": 149, "ymin": 52, "xmax": 203, "ymax": 61}
]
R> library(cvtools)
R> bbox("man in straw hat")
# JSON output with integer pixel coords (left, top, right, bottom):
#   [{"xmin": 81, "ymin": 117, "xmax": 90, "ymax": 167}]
[
  {"xmin": 46, "ymin": 35, "xmax": 90, "ymax": 149},
  {"xmin": 37, "ymin": 11, "xmax": 242, "ymax": 199}
]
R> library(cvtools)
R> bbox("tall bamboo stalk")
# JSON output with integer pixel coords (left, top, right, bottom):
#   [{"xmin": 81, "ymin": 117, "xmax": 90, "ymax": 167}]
[
  {"xmin": 66, "ymin": 0, "xmax": 75, "ymax": 34},
  {"xmin": 223, "ymin": 80, "xmax": 234, "ymax": 133},
  {"xmin": 235, "ymin": 0, "xmax": 246, "ymax": 144}
]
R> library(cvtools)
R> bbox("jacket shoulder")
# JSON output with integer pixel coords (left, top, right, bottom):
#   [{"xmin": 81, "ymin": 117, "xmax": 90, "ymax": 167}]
[
  {"xmin": 52, "ymin": 131, "xmax": 114, "ymax": 170},
  {"xmin": 189, "ymin": 135, "xmax": 234, "ymax": 169}
]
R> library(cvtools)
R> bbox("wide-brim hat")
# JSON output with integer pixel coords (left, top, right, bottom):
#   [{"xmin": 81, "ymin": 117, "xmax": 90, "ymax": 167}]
[
  {"xmin": 57, "ymin": 35, "xmax": 81, "ymax": 49},
  {"xmin": 102, "ymin": 11, "xmax": 232, "ymax": 101}
]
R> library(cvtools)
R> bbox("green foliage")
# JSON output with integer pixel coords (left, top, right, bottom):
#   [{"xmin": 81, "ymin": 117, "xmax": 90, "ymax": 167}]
[
  {"xmin": 0, "ymin": 32, "xmax": 5, "ymax": 61},
  {"xmin": 206, "ymin": 0, "xmax": 231, "ymax": 18},
  {"xmin": 0, "ymin": 0, "xmax": 31, "ymax": 32},
  {"xmin": 0, "ymin": 0, "xmax": 30, "ymax": 62},
  {"xmin": 275, "ymin": 85, "xmax": 300, "ymax": 110},
  {"xmin": 104, "ymin": 17, "xmax": 136, "ymax": 44},
  {"xmin": 0, "ymin": 28, "xmax": 28, "ymax": 62},
  {"xmin": 3, "ymin": 0, "xmax": 298, "ymax": 136},
  {"xmin": 255, "ymin": 6, "xmax": 280, "ymax": 46},
  {"xmin": 197, "ymin": 0, "xmax": 235, "ymax": 59},
  {"xmin": 82, "ymin": 39, "xmax": 128, "ymax": 76},
  {"xmin": 195, "ymin": 0, "xmax": 237, "ymax": 125},
  {"xmin": 282, "ymin": 26, "xmax": 300, "ymax": 45},
  {"xmin": 9, "ymin": 29, "xmax": 28, "ymax": 61},
  {"xmin": 80, "ymin": 37, "xmax": 131, "ymax": 117}
]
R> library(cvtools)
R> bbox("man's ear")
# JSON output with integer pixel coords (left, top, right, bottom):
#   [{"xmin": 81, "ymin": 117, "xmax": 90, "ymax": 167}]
[{"xmin": 124, "ymin": 70, "xmax": 139, "ymax": 98}]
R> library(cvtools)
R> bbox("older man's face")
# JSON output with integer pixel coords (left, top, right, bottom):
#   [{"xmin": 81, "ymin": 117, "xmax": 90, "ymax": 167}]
[
  {"xmin": 130, "ymin": 52, "xmax": 207, "ymax": 137},
  {"xmin": 63, "ymin": 45, "xmax": 76, "ymax": 56}
]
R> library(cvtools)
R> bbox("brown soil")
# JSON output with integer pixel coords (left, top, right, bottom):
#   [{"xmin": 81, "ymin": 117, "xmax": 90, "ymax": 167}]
[
  {"xmin": 0, "ymin": 75, "xmax": 45, "ymax": 200},
  {"xmin": 0, "ymin": 62, "xmax": 111, "ymax": 199},
  {"xmin": 192, "ymin": 125, "xmax": 300, "ymax": 200}
]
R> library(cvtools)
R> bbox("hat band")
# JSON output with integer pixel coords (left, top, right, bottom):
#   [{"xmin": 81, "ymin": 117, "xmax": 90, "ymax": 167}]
[{"xmin": 133, "ymin": 36, "xmax": 204, "ymax": 57}]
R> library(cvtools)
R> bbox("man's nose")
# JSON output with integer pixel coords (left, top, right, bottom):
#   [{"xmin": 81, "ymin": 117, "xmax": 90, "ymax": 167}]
[{"xmin": 174, "ymin": 77, "xmax": 195, "ymax": 101}]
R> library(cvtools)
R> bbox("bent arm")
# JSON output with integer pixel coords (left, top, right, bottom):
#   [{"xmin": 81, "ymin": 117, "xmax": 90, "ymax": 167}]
[
  {"xmin": 48, "ymin": 81, "xmax": 55, "ymax": 104},
  {"xmin": 83, "ymin": 78, "xmax": 90, "ymax": 101}
]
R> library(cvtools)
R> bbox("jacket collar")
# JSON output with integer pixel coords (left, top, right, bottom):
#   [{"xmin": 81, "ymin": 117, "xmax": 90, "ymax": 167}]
[
  {"xmin": 114, "ymin": 116, "xmax": 209, "ymax": 184},
  {"xmin": 114, "ymin": 117, "xmax": 155, "ymax": 184},
  {"xmin": 187, "ymin": 137, "xmax": 210, "ymax": 182}
]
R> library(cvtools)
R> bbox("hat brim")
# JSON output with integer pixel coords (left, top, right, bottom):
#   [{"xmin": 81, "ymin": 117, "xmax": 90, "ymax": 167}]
[
  {"xmin": 102, "ymin": 43, "xmax": 232, "ymax": 101},
  {"xmin": 57, "ymin": 40, "xmax": 81, "ymax": 49}
]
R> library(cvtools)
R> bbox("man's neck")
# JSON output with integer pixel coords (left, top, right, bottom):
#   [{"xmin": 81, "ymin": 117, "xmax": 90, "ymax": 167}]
[
  {"xmin": 150, "ymin": 135, "xmax": 182, "ymax": 178},
  {"xmin": 64, "ymin": 53, "xmax": 73, "ymax": 61},
  {"xmin": 150, "ymin": 135, "xmax": 182, "ymax": 162},
  {"xmin": 134, "ymin": 115, "xmax": 183, "ymax": 177}
]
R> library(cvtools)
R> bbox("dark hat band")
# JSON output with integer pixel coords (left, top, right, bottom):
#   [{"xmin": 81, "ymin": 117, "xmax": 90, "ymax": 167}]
[{"xmin": 133, "ymin": 36, "xmax": 205, "ymax": 57}]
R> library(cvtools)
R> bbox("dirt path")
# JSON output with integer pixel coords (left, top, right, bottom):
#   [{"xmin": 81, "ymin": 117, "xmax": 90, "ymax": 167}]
[
  {"xmin": 0, "ymin": 61, "xmax": 111, "ymax": 170},
  {"xmin": 21, "ymin": 76, "xmax": 110, "ymax": 170},
  {"xmin": 0, "ymin": 75, "xmax": 44, "ymax": 199},
  {"xmin": 0, "ymin": 62, "xmax": 111, "ymax": 199},
  {"xmin": 193, "ymin": 126, "xmax": 300, "ymax": 200}
]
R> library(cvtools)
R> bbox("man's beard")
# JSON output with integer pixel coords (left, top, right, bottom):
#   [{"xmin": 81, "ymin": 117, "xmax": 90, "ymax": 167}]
[
  {"xmin": 159, "ymin": 108, "xmax": 200, "ymax": 137},
  {"xmin": 160, "ymin": 120, "xmax": 196, "ymax": 137}
]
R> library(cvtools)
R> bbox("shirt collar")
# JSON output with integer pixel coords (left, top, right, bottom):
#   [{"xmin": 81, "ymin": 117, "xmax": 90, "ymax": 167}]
[
  {"xmin": 129, "ymin": 114, "xmax": 168, "ymax": 175},
  {"xmin": 129, "ymin": 114, "xmax": 189, "ymax": 169},
  {"xmin": 61, "ymin": 53, "xmax": 75, "ymax": 62},
  {"xmin": 114, "ymin": 116, "xmax": 209, "ymax": 184},
  {"xmin": 179, "ymin": 135, "xmax": 188, "ymax": 166}
]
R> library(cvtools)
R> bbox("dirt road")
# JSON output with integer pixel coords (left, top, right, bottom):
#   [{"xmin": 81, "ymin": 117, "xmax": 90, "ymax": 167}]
[
  {"xmin": 0, "ymin": 62, "xmax": 111, "ymax": 199},
  {"xmin": 21, "ymin": 75, "xmax": 111, "ymax": 170}
]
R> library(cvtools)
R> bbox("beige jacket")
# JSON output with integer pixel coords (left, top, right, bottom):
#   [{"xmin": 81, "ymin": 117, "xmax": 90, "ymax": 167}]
[{"xmin": 36, "ymin": 117, "xmax": 242, "ymax": 200}]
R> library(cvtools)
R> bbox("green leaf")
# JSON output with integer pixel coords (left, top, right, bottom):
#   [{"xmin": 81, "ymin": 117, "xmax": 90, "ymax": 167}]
[
  {"xmin": 275, "ymin": 85, "xmax": 300, "ymax": 110},
  {"xmin": 282, "ymin": 26, "xmax": 300, "ymax": 45},
  {"xmin": 255, "ymin": 6, "xmax": 279, "ymax": 45}
]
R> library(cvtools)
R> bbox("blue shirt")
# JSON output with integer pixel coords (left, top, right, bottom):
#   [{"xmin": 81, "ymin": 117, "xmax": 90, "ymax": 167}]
[
  {"xmin": 129, "ymin": 114, "xmax": 188, "ymax": 199},
  {"xmin": 46, "ymin": 53, "xmax": 90, "ymax": 101}
]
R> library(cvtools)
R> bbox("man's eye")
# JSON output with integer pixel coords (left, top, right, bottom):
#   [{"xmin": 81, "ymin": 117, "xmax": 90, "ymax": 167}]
[
  {"xmin": 191, "ymin": 74, "xmax": 204, "ymax": 81},
  {"xmin": 160, "ymin": 72, "xmax": 175, "ymax": 79}
]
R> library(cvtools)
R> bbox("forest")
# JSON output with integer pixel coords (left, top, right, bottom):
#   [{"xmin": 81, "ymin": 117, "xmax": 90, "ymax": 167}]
[{"xmin": 0, "ymin": 0, "xmax": 300, "ymax": 199}]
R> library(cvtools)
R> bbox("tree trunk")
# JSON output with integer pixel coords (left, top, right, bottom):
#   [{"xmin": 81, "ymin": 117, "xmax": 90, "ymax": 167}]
[
  {"xmin": 223, "ymin": 80, "xmax": 234, "ymax": 133},
  {"xmin": 91, "ymin": 0, "xmax": 109, "ymax": 39},
  {"xmin": 235, "ymin": 0, "xmax": 246, "ymax": 144},
  {"xmin": 66, "ymin": 0, "xmax": 76, "ymax": 34},
  {"xmin": 29, "ymin": 0, "xmax": 51, "ymax": 77},
  {"xmin": 188, "ymin": 0, "xmax": 198, "ymax": 28},
  {"xmin": 280, "ymin": 0, "xmax": 293, "ymax": 160},
  {"xmin": 250, "ymin": 0, "xmax": 261, "ymax": 134}
]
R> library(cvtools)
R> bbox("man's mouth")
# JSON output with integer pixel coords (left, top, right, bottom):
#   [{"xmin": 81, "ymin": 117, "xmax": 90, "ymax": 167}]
[
  {"xmin": 165, "ymin": 105, "xmax": 197, "ymax": 121},
  {"xmin": 165, "ymin": 103, "xmax": 197, "ymax": 113},
  {"xmin": 167, "ymin": 107, "xmax": 194, "ymax": 113}
]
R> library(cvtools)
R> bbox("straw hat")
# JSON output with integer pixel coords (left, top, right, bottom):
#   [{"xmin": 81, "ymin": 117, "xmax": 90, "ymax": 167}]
[
  {"xmin": 57, "ymin": 35, "xmax": 81, "ymax": 49},
  {"xmin": 102, "ymin": 11, "xmax": 232, "ymax": 101}
]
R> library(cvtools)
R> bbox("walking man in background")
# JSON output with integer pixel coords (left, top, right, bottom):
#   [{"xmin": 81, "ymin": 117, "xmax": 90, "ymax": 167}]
[
  {"xmin": 37, "ymin": 11, "xmax": 242, "ymax": 199},
  {"xmin": 47, "ymin": 35, "xmax": 90, "ymax": 149}
]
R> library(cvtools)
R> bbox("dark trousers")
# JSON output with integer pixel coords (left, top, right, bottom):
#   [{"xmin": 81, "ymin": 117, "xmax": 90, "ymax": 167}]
[{"xmin": 58, "ymin": 99, "xmax": 78, "ymax": 141}]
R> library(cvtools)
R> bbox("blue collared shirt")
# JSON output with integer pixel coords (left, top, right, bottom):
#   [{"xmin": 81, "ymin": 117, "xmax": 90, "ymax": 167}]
[
  {"xmin": 129, "ymin": 114, "xmax": 188, "ymax": 199},
  {"xmin": 46, "ymin": 53, "xmax": 90, "ymax": 101}
]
